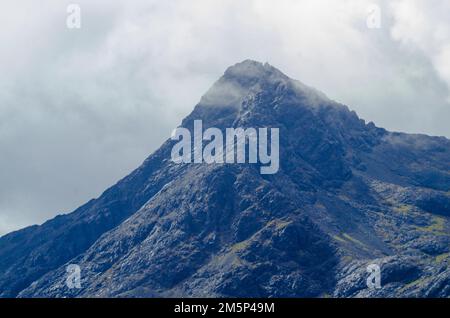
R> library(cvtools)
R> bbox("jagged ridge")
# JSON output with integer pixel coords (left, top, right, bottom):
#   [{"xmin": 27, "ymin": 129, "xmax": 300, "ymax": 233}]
[{"xmin": 1, "ymin": 60, "xmax": 449, "ymax": 297}]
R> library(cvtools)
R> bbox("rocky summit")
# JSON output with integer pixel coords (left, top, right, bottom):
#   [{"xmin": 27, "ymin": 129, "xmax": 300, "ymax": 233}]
[{"xmin": 1, "ymin": 60, "xmax": 449, "ymax": 298}]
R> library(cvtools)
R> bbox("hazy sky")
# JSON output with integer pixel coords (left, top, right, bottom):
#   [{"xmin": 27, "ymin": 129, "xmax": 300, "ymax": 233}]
[{"xmin": 1, "ymin": 0, "xmax": 449, "ymax": 235}]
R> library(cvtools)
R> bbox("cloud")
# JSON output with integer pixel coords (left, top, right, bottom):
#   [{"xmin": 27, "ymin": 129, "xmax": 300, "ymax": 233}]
[
  {"xmin": 0, "ymin": 0, "xmax": 449, "ymax": 235},
  {"xmin": 390, "ymin": 0, "xmax": 450, "ymax": 90}
]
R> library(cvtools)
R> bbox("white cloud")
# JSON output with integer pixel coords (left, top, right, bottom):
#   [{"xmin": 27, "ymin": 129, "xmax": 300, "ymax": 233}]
[{"xmin": 390, "ymin": 0, "xmax": 450, "ymax": 91}]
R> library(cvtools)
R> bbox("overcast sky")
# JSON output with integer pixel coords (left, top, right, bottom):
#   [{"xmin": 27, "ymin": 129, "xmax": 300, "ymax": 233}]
[{"xmin": 0, "ymin": 0, "xmax": 449, "ymax": 235}]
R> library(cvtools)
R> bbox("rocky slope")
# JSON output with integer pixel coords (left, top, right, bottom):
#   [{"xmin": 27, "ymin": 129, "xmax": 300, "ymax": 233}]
[{"xmin": 1, "ymin": 60, "xmax": 449, "ymax": 297}]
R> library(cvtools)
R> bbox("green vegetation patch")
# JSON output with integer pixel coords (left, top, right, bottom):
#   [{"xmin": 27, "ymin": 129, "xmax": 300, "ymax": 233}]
[
  {"xmin": 435, "ymin": 252, "xmax": 450, "ymax": 263},
  {"xmin": 414, "ymin": 216, "xmax": 448, "ymax": 236}
]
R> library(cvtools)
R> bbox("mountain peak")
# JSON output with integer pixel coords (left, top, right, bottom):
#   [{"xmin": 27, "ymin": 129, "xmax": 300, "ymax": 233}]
[
  {"xmin": 194, "ymin": 60, "xmax": 331, "ymax": 129},
  {"xmin": 198, "ymin": 60, "xmax": 303, "ymax": 112},
  {"xmin": 2, "ymin": 61, "xmax": 450, "ymax": 299},
  {"xmin": 224, "ymin": 59, "xmax": 288, "ymax": 83}
]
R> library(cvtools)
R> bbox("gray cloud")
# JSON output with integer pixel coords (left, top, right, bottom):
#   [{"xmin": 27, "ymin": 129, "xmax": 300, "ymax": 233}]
[{"xmin": 0, "ymin": 0, "xmax": 449, "ymax": 235}]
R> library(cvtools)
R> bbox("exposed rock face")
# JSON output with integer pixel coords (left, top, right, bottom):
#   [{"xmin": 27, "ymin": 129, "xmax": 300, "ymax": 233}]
[{"xmin": 1, "ymin": 60, "xmax": 449, "ymax": 298}]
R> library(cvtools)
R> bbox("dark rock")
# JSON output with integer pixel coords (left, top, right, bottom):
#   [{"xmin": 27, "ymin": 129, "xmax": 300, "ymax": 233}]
[{"xmin": 1, "ymin": 60, "xmax": 449, "ymax": 298}]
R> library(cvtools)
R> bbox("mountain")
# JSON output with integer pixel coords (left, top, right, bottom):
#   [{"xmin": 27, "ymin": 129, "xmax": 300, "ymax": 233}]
[{"xmin": 1, "ymin": 60, "xmax": 449, "ymax": 298}]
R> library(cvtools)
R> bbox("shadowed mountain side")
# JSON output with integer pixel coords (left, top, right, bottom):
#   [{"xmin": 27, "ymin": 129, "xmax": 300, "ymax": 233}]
[{"xmin": 1, "ymin": 60, "xmax": 449, "ymax": 297}]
